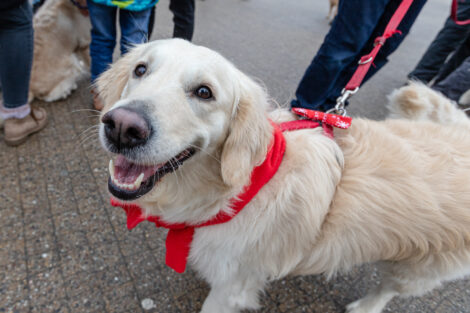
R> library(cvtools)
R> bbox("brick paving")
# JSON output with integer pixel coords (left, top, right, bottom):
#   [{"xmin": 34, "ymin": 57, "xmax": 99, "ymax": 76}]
[{"xmin": 2, "ymin": 0, "xmax": 470, "ymax": 312}]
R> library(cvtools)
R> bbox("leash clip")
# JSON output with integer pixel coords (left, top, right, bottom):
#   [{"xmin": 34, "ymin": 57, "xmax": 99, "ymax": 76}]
[{"xmin": 328, "ymin": 87, "xmax": 359, "ymax": 116}]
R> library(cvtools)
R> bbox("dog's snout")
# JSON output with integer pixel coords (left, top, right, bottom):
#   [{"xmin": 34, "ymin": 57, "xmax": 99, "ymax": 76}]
[{"xmin": 101, "ymin": 107, "xmax": 151, "ymax": 150}]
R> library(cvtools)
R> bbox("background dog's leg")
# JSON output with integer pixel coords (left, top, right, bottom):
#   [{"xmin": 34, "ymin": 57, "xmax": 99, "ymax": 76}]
[
  {"xmin": 200, "ymin": 275, "xmax": 265, "ymax": 313},
  {"xmin": 328, "ymin": 3, "xmax": 337, "ymax": 24},
  {"xmin": 327, "ymin": 1, "xmax": 335, "ymax": 21}
]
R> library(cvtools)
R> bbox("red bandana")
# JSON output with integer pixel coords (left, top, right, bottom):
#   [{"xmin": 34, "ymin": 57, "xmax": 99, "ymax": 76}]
[{"xmin": 110, "ymin": 110, "xmax": 351, "ymax": 273}]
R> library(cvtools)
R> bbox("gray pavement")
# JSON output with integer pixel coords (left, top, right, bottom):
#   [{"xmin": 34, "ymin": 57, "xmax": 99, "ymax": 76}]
[{"xmin": 1, "ymin": 0, "xmax": 470, "ymax": 312}]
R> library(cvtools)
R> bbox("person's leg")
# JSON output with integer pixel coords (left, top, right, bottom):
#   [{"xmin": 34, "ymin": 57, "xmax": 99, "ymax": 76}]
[
  {"xmin": 0, "ymin": 1, "xmax": 47, "ymax": 145},
  {"xmin": 434, "ymin": 33, "xmax": 470, "ymax": 84},
  {"xmin": 291, "ymin": 0, "xmax": 393, "ymax": 111},
  {"xmin": 410, "ymin": 1, "xmax": 470, "ymax": 83},
  {"xmin": 433, "ymin": 56, "xmax": 470, "ymax": 103},
  {"xmin": 364, "ymin": 0, "xmax": 427, "ymax": 79},
  {"xmin": 329, "ymin": 0, "xmax": 427, "ymax": 102},
  {"xmin": 169, "ymin": 0, "xmax": 195, "ymax": 41},
  {"xmin": 408, "ymin": 16, "xmax": 470, "ymax": 83},
  {"xmin": 0, "ymin": 1, "xmax": 34, "ymax": 114},
  {"xmin": 119, "ymin": 8, "xmax": 152, "ymax": 55},
  {"xmin": 148, "ymin": 6, "xmax": 156, "ymax": 39},
  {"xmin": 86, "ymin": 0, "xmax": 117, "ymax": 83}
]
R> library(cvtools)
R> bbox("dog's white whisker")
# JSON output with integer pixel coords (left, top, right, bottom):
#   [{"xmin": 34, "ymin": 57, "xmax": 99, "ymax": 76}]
[
  {"xmin": 69, "ymin": 109, "xmax": 102, "ymax": 114},
  {"xmin": 77, "ymin": 125, "xmax": 100, "ymax": 137},
  {"xmin": 187, "ymin": 144, "xmax": 221, "ymax": 164},
  {"xmin": 74, "ymin": 126, "xmax": 100, "ymax": 145},
  {"xmin": 78, "ymin": 136, "xmax": 99, "ymax": 149}
]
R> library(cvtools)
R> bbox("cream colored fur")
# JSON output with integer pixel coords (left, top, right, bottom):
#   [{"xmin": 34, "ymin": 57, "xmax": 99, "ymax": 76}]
[
  {"xmin": 30, "ymin": 0, "xmax": 91, "ymax": 102},
  {"xmin": 98, "ymin": 40, "xmax": 470, "ymax": 313}
]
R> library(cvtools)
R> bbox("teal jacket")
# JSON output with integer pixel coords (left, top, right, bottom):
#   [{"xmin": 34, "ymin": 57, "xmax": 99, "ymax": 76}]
[{"xmin": 90, "ymin": 0, "xmax": 158, "ymax": 11}]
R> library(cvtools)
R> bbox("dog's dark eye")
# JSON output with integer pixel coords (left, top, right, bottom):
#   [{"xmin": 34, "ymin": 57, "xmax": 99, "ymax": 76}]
[
  {"xmin": 195, "ymin": 86, "xmax": 212, "ymax": 100},
  {"xmin": 134, "ymin": 63, "xmax": 147, "ymax": 78}
]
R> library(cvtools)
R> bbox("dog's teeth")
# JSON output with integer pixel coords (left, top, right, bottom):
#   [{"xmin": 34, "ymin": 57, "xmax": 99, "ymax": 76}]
[
  {"xmin": 109, "ymin": 159, "xmax": 115, "ymax": 179},
  {"xmin": 134, "ymin": 173, "xmax": 144, "ymax": 189},
  {"xmin": 110, "ymin": 166, "xmax": 144, "ymax": 191}
]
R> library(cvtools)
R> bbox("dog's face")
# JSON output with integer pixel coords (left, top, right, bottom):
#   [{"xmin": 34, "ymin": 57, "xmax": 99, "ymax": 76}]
[{"xmin": 98, "ymin": 39, "xmax": 271, "ymax": 203}]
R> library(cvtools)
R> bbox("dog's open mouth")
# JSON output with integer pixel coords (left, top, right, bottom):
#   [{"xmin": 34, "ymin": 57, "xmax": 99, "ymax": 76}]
[{"xmin": 108, "ymin": 148, "xmax": 196, "ymax": 201}]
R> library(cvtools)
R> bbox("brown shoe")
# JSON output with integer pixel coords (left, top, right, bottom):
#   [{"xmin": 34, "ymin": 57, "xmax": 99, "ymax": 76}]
[
  {"xmin": 4, "ymin": 107, "xmax": 48, "ymax": 146},
  {"xmin": 91, "ymin": 88, "xmax": 104, "ymax": 111}
]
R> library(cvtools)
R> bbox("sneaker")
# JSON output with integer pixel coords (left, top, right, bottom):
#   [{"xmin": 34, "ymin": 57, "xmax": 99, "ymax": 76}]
[
  {"xmin": 91, "ymin": 87, "xmax": 104, "ymax": 111},
  {"xmin": 4, "ymin": 107, "xmax": 47, "ymax": 146}
]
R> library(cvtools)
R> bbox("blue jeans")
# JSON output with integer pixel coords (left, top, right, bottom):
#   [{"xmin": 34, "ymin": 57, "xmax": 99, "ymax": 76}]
[
  {"xmin": 87, "ymin": 0, "xmax": 152, "ymax": 82},
  {"xmin": 0, "ymin": 0, "xmax": 33, "ymax": 109},
  {"xmin": 291, "ymin": 0, "xmax": 427, "ymax": 112}
]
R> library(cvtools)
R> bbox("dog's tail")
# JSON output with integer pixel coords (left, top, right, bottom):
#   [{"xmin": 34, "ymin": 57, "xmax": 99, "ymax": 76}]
[{"xmin": 387, "ymin": 82, "xmax": 469, "ymax": 126}]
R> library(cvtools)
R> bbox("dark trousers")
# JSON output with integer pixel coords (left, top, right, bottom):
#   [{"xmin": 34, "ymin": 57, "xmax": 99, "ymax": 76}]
[
  {"xmin": 291, "ymin": 0, "xmax": 427, "ymax": 112},
  {"xmin": 432, "ymin": 31, "xmax": 470, "ymax": 103},
  {"xmin": 433, "ymin": 56, "xmax": 470, "ymax": 102},
  {"xmin": 148, "ymin": 0, "xmax": 195, "ymax": 41},
  {"xmin": 0, "ymin": 1, "xmax": 33, "ymax": 108},
  {"xmin": 408, "ymin": 1, "xmax": 470, "ymax": 83},
  {"xmin": 435, "ymin": 33, "xmax": 470, "ymax": 84}
]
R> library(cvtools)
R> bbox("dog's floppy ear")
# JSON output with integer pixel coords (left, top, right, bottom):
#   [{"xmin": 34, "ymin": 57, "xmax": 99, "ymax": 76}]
[
  {"xmin": 96, "ymin": 52, "xmax": 134, "ymax": 111},
  {"xmin": 220, "ymin": 73, "xmax": 273, "ymax": 188}
]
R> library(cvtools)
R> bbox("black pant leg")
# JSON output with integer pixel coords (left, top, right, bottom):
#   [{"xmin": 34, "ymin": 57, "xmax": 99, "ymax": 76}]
[
  {"xmin": 434, "ymin": 34, "xmax": 470, "ymax": 84},
  {"xmin": 433, "ymin": 56, "xmax": 470, "ymax": 102},
  {"xmin": 408, "ymin": 2, "xmax": 470, "ymax": 83},
  {"xmin": 148, "ymin": 6, "xmax": 156, "ymax": 39},
  {"xmin": 169, "ymin": 0, "xmax": 195, "ymax": 41}
]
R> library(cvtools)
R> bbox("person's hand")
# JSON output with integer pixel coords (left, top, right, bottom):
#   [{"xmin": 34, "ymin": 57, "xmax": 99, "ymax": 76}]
[{"xmin": 75, "ymin": 0, "xmax": 89, "ymax": 16}]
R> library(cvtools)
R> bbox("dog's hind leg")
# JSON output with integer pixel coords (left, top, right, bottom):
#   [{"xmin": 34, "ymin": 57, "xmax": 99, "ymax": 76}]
[
  {"xmin": 387, "ymin": 82, "xmax": 469, "ymax": 126},
  {"xmin": 347, "ymin": 252, "xmax": 470, "ymax": 313},
  {"xmin": 346, "ymin": 262, "xmax": 440, "ymax": 313}
]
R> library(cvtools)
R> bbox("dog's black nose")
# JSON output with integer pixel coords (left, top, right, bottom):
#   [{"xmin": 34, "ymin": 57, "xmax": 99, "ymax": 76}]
[{"xmin": 101, "ymin": 107, "xmax": 151, "ymax": 150}]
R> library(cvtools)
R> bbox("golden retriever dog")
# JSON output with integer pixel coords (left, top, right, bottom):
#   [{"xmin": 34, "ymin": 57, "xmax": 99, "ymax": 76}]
[
  {"xmin": 30, "ymin": 0, "xmax": 91, "ymax": 102},
  {"xmin": 97, "ymin": 39, "xmax": 470, "ymax": 313},
  {"xmin": 328, "ymin": 0, "xmax": 339, "ymax": 24}
]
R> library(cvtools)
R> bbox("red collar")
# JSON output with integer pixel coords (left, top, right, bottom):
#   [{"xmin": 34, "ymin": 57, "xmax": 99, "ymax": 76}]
[{"xmin": 110, "ymin": 110, "xmax": 351, "ymax": 273}]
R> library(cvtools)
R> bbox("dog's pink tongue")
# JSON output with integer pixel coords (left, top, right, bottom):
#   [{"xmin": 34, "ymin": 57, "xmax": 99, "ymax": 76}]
[{"xmin": 114, "ymin": 155, "xmax": 161, "ymax": 184}]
